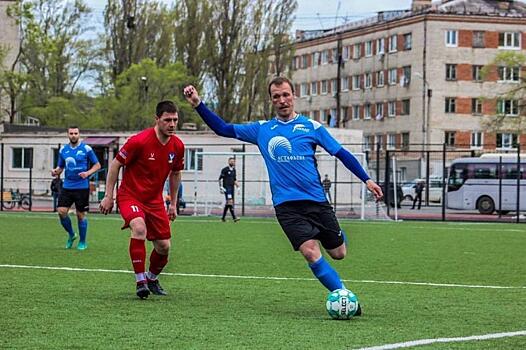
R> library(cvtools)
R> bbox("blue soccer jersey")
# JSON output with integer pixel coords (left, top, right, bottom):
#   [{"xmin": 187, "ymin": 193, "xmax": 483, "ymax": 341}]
[
  {"xmin": 234, "ymin": 115, "xmax": 342, "ymax": 206},
  {"xmin": 57, "ymin": 142, "xmax": 100, "ymax": 189}
]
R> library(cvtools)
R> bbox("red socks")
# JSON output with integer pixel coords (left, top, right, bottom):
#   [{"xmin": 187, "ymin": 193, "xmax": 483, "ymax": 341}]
[
  {"xmin": 129, "ymin": 238, "xmax": 146, "ymax": 284},
  {"xmin": 148, "ymin": 249, "xmax": 168, "ymax": 279}
]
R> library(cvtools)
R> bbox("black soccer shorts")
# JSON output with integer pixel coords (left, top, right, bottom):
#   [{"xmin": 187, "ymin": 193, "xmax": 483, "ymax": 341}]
[
  {"xmin": 57, "ymin": 188, "xmax": 90, "ymax": 212},
  {"xmin": 274, "ymin": 200, "xmax": 344, "ymax": 251}
]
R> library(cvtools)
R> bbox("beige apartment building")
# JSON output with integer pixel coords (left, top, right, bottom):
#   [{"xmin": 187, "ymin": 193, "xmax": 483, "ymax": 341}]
[
  {"xmin": 0, "ymin": 0, "xmax": 20, "ymax": 123},
  {"xmin": 290, "ymin": 0, "xmax": 526, "ymax": 152}
]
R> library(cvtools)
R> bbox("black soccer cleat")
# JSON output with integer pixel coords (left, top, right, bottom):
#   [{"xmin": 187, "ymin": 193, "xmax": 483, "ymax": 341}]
[
  {"xmin": 136, "ymin": 283, "xmax": 150, "ymax": 299},
  {"xmin": 147, "ymin": 279, "xmax": 168, "ymax": 296},
  {"xmin": 233, "ymin": 218, "xmax": 240, "ymax": 222},
  {"xmin": 354, "ymin": 303, "xmax": 362, "ymax": 317}
]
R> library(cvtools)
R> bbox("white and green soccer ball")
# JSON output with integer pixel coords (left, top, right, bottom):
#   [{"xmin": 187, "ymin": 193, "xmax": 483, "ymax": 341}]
[{"xmin": 326, "ymin": 288, "xmax": 359, "ymax": 320}]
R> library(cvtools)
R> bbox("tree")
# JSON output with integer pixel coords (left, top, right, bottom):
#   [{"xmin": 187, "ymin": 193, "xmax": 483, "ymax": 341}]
[
  {"xmin": 103, "ymin": 0, "xmax": 176, "ymax": 83},
  {"xmin": 98, "ymin": 59, "xmax": 198, "ymax": 130},
  {"xmin": 0, "ymin": 44, "xmax": 29, "ymax": 124},
  {"xmin": 481, "ymin": 51, "xmax": 526, "ymax": 135},
  {"xmin": 173, "ymin": 0, "xmax": 213, "ymax": 81}
]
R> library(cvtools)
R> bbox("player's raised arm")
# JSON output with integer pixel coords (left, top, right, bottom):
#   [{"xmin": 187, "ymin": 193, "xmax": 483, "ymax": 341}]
[{"xmin": 183, "ymin": 85, "xmax": 236, "ymax": 138}]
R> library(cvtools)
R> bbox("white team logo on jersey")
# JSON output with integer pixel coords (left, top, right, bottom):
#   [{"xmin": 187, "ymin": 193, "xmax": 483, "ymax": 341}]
[
  {"xmin": 148, "ymin": 153, "xmax": 155, "ymax": 161},
  {"xmin": 267, "ymin": 136, "xmax": 305, "ymax": 162},
  {"xmin": 292, "ymin": 124, "xmax": 309, "ymax": 133}
]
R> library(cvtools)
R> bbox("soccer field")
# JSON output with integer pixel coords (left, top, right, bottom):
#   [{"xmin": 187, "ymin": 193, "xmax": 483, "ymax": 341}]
[{"xmin": 0, "ymin": 212, "xmax": 525, "ymax": 349}]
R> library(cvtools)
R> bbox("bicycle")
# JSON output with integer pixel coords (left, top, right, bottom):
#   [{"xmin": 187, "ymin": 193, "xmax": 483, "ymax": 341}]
[{"xmin": 2, "ymin": 189, "xmax": 31, "ymax": 210}]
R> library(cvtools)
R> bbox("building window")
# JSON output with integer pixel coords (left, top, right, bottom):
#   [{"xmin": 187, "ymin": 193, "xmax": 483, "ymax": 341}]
[
  {"xmin": 352, "ymin": 75, "xmax": 360, "ymax": 90},
  {"xmin": 321, "ymin": 80, "xmax": 328, "ymax": 95},
  {"xmin": 310, "ymin": 82, "xmax": 317, "ymax": 96},
  {"xmin": 353, "ymin": 43, "xmax": 361, "ymax": 59},
  {"xmin": 341, "ymin": 77, "xmax": 349, "ymax": 91},
  {"xmin": 352, "ymin": 105, "xmax": 360, "ymax": 120},
  {"xmin": 375, "ymin": 135, "xmax": 384, "ymax": 150},
  {"xmin": 389, "ymin": 34, "xmax": 397, "ymax": 52},
  {"xmin": 497, "ymin": 99, "xmax": 519, "ymax": 116},
  {"xmin": 377, "ymin": 71, "xmax": 385, "ymax": 87},
  {"xmin": 376, "ymin": 38, "xmax": 385, "ymax": 55},
  {"xmin": 445, "ymin": 30, "xmax": 458, "ymax": 47},
  {"xmin": 403, "ymin": 33, "xmax": 412, "ymax": 50},
  {"xmin": 329, "ymin": 108, "xmax": 337, "ymax": 126},
  {"xmin": 402, "ymin": 132, "xmax": 410, "ymax": 150},
  {"xmin": 320, "ymin": 109, "xmax": 327, "ymax": 123},
  {"xmin": 340, "ymin": 107, "xmax": 348, "ymax": 123},
  {"xmin": 472, "ymin": 65, "xmax": 483, "ymax": 81},
  {"xmin": 300, "ymin": 83, "xmax": 308, "ymax": 97},
  {"xmin": 401, "ymin": 99, "xmax": 410, "ymax": 115},
  {"xmin": 302, "ymin": 54, "xmax": 308, "ymax": 68},
  {"xmin": 401, "ymin": 66, "xmax": 411, "ymax": 86},
  {"xmin": 388, "ymin": 101, "xmax": 396, "ymax": 117},
  {"xmin": 375, "ymin": 103, "xmax": 384, "ymax": 120},
  {"xmin": 311, "ymin": 52, "xmax": 319, "ymax": 67},
  {"xmin": 472, "ymin": 98, "xmax": 482, "ymax": 115},
  {"xmin": 473, "ymin": 31, "xmax": 485, "ymax": 48},
  {"xmin": 497, "ymin": 133, "xmax": 518, "ymax": 149},
  {"xmin": 445, "ymin": 131, "xmax": 456, "ymax": 146},
  {"xmin": 387, "ymin": 134, "xmax": 396, "ymax": 150},
  {"xmin": 498, "ymin": 66, "xmax": 520, "ymax": 82},
  {"xmin": 342, "ymin": 46, "xmax": 350, "ymax": 61},
  {"xmin": 331, "ymin": 48, "xmax": 338, "ymax": 63},
  {"xmin": 321, "ymin": 50, "xmax": 329, "ymax": 64},
  {"xmin": 471, "ymin": 132, "xmax": 483, "ymax": 149},
  {"xmin": 364, "ymin": 104, "xmax": 371, "ymax": 120},
  {"xmin": 499, "ymin": 32, "xmax": 520, "ymax": 49},
  {"xmin": 364, "ymin": 73, "xmax": 372, "ymax": 89},
  {"xmin": 445, "ymin": 98, "xmax": 456, "ymax": 113},
  {"xmin": 446, "ymin": 64, "xmax": 457, "ymax": 80},
  {"xmin": 12, "ymin": 147, "xmax": 33, "ymax": 169},
  {"xmin": 331, "ymin": 79, "xmax": 337, "ymax": 94},
  {"xmin": 185, "ymin": 148, "xmax": 203, "ymax": 171},
  {"xmin": 388, "ymin": 68, "xmax": 397, "ymax": 85},
  {"xmin": 365, "ymin": 40, "xmax": 372, "ymax": 56},
  {"xmin": 363, "ymin": 136, "xmax": 371, "ymax": 151}
]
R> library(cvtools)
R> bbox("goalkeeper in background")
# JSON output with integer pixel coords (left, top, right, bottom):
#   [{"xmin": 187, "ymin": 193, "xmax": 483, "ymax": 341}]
[
  {"xmin": 184, "ymin": 77, "xmax": 382, "ymax": 315},
  {"xmin": 218, "ymin": 157, "xmax": 240, "ymax": 222}
]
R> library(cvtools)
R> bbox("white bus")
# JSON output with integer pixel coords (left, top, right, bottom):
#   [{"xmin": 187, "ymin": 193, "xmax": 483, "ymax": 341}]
[{"xmin": 446, "ymin": 155, "xmax": 526, "ymax": 214}]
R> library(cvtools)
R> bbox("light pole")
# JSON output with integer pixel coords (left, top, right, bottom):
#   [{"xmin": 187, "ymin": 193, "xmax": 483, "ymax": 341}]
[{"xmin": 140, "ymin": 76, "xmax": 148, "ymax": 104}]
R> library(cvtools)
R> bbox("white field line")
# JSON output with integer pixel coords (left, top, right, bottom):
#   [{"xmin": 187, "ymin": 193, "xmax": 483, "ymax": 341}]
[
  {"xmin": 354, "ymin": 330, "xmax": 526, "ymax": 350},
  {"xmin": 0, "ymin": 213, "xmax": 524, "ymax": 232},
  {"xmin": 0, "ymin": 264, "xmax": 525, "ymax": 290}
]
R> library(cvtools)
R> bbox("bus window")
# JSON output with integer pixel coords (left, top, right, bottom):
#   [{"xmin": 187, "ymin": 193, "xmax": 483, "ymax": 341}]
[
  {"xmin": 473, "ymin": 163, "xmax": 497, "ymax": 179},
  {"xmin": 448, "ymin": 163, "xmax": 467, "ymax": 191},
  {"xmin": 502, "ymin": 164, "xmax": 526, "ymax": 179}
]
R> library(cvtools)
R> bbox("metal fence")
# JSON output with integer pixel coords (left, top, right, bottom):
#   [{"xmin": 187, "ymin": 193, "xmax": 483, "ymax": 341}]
[{"xmin": 0, "ymin": 141, "xmax": 524, "ymax": 223}]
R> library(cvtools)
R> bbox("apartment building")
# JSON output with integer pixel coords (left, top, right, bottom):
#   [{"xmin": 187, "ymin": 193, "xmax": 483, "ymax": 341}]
[
  {"xmin": 0, "ymin": 0, "xmax": 20, "ymax": 123},
  {"xmin": 290, "ymin": 0, "xmax": 526, "ymax": 152}
]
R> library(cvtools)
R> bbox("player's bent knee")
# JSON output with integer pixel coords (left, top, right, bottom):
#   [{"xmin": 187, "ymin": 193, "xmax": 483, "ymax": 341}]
[
  {"xmin": 299, "ymin": 240, "xmax": 322, "ymax": 263},
  {"xmin": 129, "ymin": 218, "xmax": 147, "ymax": 239},
  {"xmin": 328, "ymin": 245, "xmax": 346, "ymax": 260}
]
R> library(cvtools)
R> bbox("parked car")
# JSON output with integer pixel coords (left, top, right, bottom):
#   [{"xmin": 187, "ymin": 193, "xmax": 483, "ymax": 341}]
[{"xmin": 401, "ymin": 177, "xmax": 443, "ymax": 203}]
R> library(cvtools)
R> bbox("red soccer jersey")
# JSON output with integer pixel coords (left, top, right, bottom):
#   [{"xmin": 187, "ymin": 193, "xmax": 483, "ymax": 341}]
[{"xmin": 116, "ymin": 128, "xmax": 185, "ymax": 203}]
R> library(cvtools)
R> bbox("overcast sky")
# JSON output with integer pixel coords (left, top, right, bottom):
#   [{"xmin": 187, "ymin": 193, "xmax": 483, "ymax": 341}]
[{"xmin": 85, "ymin": 0, "xmax": 414, "ymax": 32}]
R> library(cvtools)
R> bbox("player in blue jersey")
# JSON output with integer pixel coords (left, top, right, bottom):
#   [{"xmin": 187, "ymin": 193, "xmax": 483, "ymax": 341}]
[
  {"xmin": 51, "ymin": 126, "xmax": 101, "ymax": 250},
  {"xmin": 184, "ymin": 77, "xmax": 383, "ymax": 314}
]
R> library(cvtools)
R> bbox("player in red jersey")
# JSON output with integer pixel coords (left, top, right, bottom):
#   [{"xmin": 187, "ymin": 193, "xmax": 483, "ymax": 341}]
[{"xmin": 99, "ymin": 101, "xmax": 185, "ymax": 299}]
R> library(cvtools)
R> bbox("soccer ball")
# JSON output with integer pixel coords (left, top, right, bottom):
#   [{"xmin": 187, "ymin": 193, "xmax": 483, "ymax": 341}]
[{"xmin": 326, "ymin": 288, "xmax": 359, "ymax": 320}]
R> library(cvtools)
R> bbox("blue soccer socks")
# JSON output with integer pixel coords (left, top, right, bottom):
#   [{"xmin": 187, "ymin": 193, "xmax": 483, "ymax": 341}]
[
  {"xmin": 309, "ymin": 256, "xmax": 344, "ymax": 292},
  {"xmin": 78, "ymin": 218, "xmax": 88, "ymax": 244},
  {"xmin": 60, "ymin": 216, "xmax": 75, "ymax": 237}
]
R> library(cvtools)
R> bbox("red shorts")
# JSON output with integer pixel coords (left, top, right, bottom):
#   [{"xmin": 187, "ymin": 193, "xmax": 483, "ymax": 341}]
[{"xmin": 118, "ymin": 196, "xmax": 171, "ymax": 241}]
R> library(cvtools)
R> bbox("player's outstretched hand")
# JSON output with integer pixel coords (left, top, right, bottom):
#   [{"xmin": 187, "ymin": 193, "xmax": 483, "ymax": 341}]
[
  {"xmin": 183, "ymin": 85, "xmax": 201, "ymax": 108},
  {"xmin": 167, "ymin": 203, "xmax": 177, "ymax": 221},
  {"xmin": 366, "ymin": 179, "xmax": 384, "ymax": 202},
  {"xmin": 99, "ymin": 196, "xmax": 114, "ymax": 215}
]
